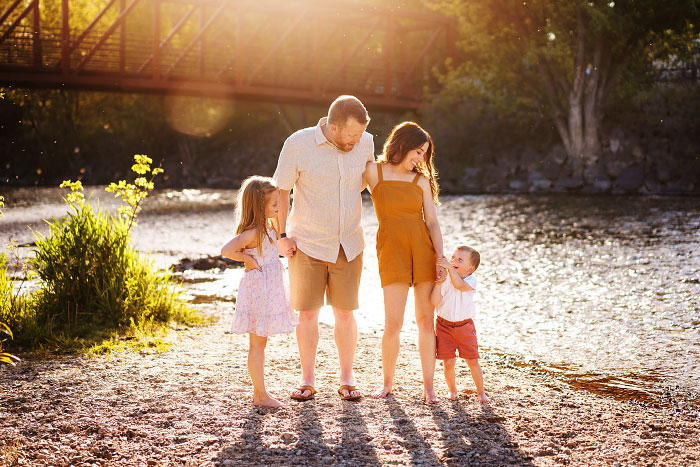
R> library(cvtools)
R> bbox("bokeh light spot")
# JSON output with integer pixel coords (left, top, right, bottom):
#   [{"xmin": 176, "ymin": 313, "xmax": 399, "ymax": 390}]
[{"xmin": 165, "ymin": 95, "xmax": 233, "ymax": 137}]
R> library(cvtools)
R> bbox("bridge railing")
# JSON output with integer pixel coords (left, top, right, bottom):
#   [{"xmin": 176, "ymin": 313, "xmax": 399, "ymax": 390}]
[{"xmin": 0, "ymin": 0, "xmax": 456, "ymax": 110}]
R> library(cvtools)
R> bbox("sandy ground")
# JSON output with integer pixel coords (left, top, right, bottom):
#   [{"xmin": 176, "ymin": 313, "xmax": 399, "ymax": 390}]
[{"xmin": 1, "ymin": 320, "xmax": 699, "ymax": 467}]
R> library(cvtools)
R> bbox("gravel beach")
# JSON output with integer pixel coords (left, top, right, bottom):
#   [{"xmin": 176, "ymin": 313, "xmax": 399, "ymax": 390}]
[{"xmin": 1, "ymin": 319, "xmax": 699, "ymax": 467}]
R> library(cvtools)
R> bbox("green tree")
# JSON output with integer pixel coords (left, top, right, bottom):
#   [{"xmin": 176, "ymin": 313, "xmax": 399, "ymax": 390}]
[{"xmin": 430, "ymin": 0, "xmax": 700, "ymax": 172}]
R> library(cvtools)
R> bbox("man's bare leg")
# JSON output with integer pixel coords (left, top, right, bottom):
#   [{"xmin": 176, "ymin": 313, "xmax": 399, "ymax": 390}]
[
  {"xmin": 372, "ymin": 283, "xmax": 410, "ymax": 398},
  {"xmin": 414, "ymin": 282, "xmax": 438, "ymax": 404},
  {"xmin": 292, "ymin": 308, "xmax": 320, "ymax": 399},
  {"xmin": 333, "ymin": 307, "xmax": 360, "ymax": 399}
]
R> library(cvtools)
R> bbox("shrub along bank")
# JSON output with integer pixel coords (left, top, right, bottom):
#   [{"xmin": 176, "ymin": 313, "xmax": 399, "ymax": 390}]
[{"xmin": 0, "ymin": 156, "xmax": 201, "ymax": 354}]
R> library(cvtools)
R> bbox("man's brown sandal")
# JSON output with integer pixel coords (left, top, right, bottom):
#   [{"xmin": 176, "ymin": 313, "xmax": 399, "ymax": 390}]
[
  {"xmin": 290, "ymin": 385, "xmax": 316, "ymax": 401},
  {"xmin": 337, "ymin": 385, "xmax": 362, "ymax": 401}
]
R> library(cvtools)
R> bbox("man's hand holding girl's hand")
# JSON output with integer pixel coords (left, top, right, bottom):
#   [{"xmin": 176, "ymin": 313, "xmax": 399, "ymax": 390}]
[{"xmin": 277, "ymin": 236, "xmax": 297, "ymax": 258}]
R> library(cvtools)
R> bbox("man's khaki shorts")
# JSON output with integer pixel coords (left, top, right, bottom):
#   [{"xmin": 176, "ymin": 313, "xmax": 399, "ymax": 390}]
[{"xmin": 288, "ymin": 247, "xmax": 362, "ymax": 311}]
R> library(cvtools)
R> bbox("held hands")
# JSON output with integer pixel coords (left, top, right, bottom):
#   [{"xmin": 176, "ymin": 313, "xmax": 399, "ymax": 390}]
[
  {"xmin": 277, "ymin": 236, "xmax": 297, "ymax": 258},
  {"xmin": 436, "ymin": 257, "xmax": 452, "ymax": 270},
  {"xmin": 435, "ymin": 257, "xmax": 449, "ymax": 283},
  {"xmin": 244, "ymin": 257, "xmax": 262, "ymax": 272}
]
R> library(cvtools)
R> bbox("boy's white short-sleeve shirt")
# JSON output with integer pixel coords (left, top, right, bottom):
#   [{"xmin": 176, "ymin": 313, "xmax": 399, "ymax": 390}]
[{"xmin": 436, "ymin": 274, "xmax": 477, "ymax": 322}]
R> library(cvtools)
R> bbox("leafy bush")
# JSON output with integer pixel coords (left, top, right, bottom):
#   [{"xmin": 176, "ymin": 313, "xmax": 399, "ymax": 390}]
[
  {"xmin": 0, "ymin": 194, "xmax": 20, "ymax": 365},
  {"xmin": 0, "ymin": 322, "xmax": 20, "ymax": 365},
  {"xmin": 1, "ymin": 156, "xmax": 199, "ymax": 351},
  {"xmin": 29, "ymin": 202, "xmax": 190, "ymax": 335},
  {"xmin": 28, "ymin": 156, "xmax": 195, "ymax": 337},
  {"xmin": 0, "ymin": 252, "xmax": 31, "ymax": 334}
]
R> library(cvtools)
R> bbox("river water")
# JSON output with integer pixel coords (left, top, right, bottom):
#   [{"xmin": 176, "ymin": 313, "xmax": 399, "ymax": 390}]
[{"xmin": 1, "ymin": 187, "xmax": 699, "ymax": 412}]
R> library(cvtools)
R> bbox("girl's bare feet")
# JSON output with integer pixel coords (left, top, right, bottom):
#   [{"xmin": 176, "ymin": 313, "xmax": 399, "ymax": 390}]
[
  {"xmin": 445, "ymin": 391, "xmax": 458, "ymax": 401},
  {"xmin": 372, "ymin": 385, "xmax": 393, "ymax": 399},
  {"xmin": 478, "ymin": 392, "xmax": 490, "ymax": 404}
]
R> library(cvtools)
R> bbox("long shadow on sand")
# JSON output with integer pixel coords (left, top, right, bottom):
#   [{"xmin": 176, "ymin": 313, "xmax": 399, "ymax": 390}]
[
  {"xmin": 337, "ymin": 400, "xmax": 381, "ymax": 465},
  {"xmin": 383, "ymin": 396, "xmax": 443, "ymax": 466},
  {"xmin": 430, "ymin": 401, "xmax": 533, "ymax": 465},
  {"xmin": 293, "ymin": 402, "xmax": 331, "ymax": 458},
  {"xmin": 215, "ymin": 406, "xmax": 264, "ymax": 464}
]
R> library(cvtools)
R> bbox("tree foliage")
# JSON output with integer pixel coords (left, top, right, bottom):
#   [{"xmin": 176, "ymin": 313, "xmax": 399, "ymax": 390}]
[{"xmin": 429, "ymin": 0, "xmax": 700, "ymax": 171}]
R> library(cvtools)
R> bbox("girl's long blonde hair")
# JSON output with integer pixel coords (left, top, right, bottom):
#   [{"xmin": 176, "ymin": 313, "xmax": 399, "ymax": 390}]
[
  {"xmin": 235, "ymin": 176, "xmax": 278, "ymax": 256},
  {"xmin": 377, "ymin": 121, "xmax": 440, "ymax": 205}
]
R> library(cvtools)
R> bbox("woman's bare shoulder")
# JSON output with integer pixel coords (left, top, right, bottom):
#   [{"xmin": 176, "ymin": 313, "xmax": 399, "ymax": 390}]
[{"xmin": 416, "ymin": 173, "xmax": 430, "ymax": 187}]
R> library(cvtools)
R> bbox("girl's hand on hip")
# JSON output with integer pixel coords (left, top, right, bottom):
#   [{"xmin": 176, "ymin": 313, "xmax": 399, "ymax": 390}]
[{"xmin": 244, "ymin": 258, "xmax": 262, "ymax": 272}]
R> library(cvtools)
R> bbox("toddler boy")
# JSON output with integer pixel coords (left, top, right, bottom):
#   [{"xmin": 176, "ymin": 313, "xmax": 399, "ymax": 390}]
[{"xmin": 431, "ymin": 245, "xmax": 489, "ymax": 403}]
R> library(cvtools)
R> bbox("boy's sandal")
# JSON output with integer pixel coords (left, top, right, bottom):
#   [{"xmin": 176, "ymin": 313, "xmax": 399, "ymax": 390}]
[
  {"xmin": 290, "ymin": 385, "xmax": 316, "ymax": 401},
  {"xmin": 337, "ymin": 385, "xmax": 362, "ymax": 401}
]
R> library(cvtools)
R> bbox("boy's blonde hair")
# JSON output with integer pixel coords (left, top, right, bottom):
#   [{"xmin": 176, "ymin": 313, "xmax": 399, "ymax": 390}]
[
  {"xmin": 456, "ymin": 245, "xmax": 480, "ymax": 270},
  {"xmin": 235, "ymin": 176, "xmax": 278, "ymax": 255}
]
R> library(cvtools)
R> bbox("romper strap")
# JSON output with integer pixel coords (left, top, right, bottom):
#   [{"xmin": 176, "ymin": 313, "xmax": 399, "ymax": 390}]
[
  {"xmin": 377, "ymin": 163, "xmax": 384, "ymax": 182},
  {"xmin": 411, "ymin": 172, "xmax": 421, "ymax": 184}
]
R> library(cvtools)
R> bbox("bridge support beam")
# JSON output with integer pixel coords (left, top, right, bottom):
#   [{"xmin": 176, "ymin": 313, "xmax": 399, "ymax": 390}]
[{"xmin": 0, "ymin": 0, "xmax": 457, "ymax": 111}]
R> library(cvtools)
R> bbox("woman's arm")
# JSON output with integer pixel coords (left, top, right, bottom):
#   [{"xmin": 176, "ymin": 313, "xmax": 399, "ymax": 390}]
[
  {"xmin": 221, "ymin": 229, "xmax": 261, "ymax": 271},
  {"xmin": 419, "ymin": 176, "xmax": 444, "ymax": 259},
  {"xmin": 362, "ymin": 161, "xmax": 378, "ymax": 193}
]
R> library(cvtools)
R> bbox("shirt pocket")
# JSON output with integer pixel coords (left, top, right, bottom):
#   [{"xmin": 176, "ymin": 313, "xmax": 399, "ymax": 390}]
[
  {"xmin": 341, "ymin": 158, "xmax": 366, "ymax": 191},
  {"xmin": 299, "ymin": 159, "xmax": 339, "ymax": 188}
]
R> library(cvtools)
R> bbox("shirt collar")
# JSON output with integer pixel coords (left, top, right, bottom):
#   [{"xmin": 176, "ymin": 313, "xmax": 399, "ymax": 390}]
[{"xmin": 315, "ymin": 117, "xmax": 330, "ymax": 145}]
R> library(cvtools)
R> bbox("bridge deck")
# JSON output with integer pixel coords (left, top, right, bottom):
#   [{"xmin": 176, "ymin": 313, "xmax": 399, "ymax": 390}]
[{"xmin": 0, "ymin": 0, "xmax": 455, "ymax": 110}]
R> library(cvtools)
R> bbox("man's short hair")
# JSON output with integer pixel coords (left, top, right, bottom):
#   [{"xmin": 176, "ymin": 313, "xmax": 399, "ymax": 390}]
[
  {"xmin": 328, "ymin": 95, "xmax": 370, "ymax": 128},
  {"xmin": 456, "ymin": 245, "xmax": 480, "ymax": 270}
]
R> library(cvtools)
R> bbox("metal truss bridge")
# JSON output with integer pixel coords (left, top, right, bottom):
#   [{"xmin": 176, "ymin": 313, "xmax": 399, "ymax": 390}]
[{"xmin": 0, "ymin": 0, "xmax": 456, "ymax": 110}]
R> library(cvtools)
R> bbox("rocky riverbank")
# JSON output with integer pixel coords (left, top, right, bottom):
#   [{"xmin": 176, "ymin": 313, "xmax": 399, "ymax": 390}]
[
  {"xmin": 451, "ymin": 135, "xmax": 699, "ymax": 195},
  {"xmin": 1, "ymin": 319, "xmax": 699, "ymax": 467}
]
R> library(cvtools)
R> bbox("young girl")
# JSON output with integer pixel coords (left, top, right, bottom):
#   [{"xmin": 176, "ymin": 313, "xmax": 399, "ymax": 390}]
[
  {"xmin": 221, "ymin": 176, "xmax": 298, "ymax": 408},
  {"xmin": 364, "ymin": 121, "xmax": 445, "ymax": 404}
]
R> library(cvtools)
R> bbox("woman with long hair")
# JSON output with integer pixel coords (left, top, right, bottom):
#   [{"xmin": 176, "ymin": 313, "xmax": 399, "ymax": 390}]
[{"xmin": 364, "ymin": 121, "xmax": 445, "ymax": 403}]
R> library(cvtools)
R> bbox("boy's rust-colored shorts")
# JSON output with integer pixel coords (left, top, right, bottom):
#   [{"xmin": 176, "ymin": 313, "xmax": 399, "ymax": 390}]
[
  {"xmin": 288, "ymin": 246, "xmax": 362, "ymax": 311},
  {"xmin": 435, "ymin": 316, "xmax": 480, "ymax": 360}
]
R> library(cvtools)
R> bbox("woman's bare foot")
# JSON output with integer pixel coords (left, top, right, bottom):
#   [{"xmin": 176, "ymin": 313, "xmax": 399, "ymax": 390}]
[
  {"xmin": 372, "ymin": 385, "xmax": 393, "ymax": 399},
  {"xmin": 423, "ymin": 388, "xmax": 439, "ymax": 404},
  {"xmin": 478, "ymin": 392, "xmax": 490, "ymax": 404},
  {"xmin": 253, "ymin": 392, "xmax": 286, "ymax": 408},
  {"xmin": 445, "ymin": 391, "xmax": 458, "ymax": 401}
]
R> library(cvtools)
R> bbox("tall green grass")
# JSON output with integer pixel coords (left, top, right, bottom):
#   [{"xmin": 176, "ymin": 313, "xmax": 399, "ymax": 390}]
[
  {"xmin": 30, "ymin": 201, "xmax": 194, "ymax": 336},
  {"xmin": 0, "ymin": 156, "xmax": 201, "ymax": 352},
  {"xmin": 1, "ymin": 194, "xmax": 21, "ymax": 364}
]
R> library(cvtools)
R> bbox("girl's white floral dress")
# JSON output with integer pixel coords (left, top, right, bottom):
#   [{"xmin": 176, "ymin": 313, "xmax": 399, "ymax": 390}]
[{"xmin": 230, "ymin": 230, "xmax": 298, "ymax": 337}]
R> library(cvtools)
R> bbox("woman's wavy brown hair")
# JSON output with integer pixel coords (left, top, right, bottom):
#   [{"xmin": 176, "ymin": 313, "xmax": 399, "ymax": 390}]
[
  {"xmin": 377, "ymin": 121, "xmax": 440, "ymax": 204},
  {"xmin": 235, "ymin": 176, "xmax": 278, "ymax": 256}
]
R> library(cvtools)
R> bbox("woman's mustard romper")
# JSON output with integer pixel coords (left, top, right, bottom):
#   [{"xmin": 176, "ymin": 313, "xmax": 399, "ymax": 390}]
[{"xmin": 371, "ymin": 163, "xmax": 437, "ymax": 287}]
